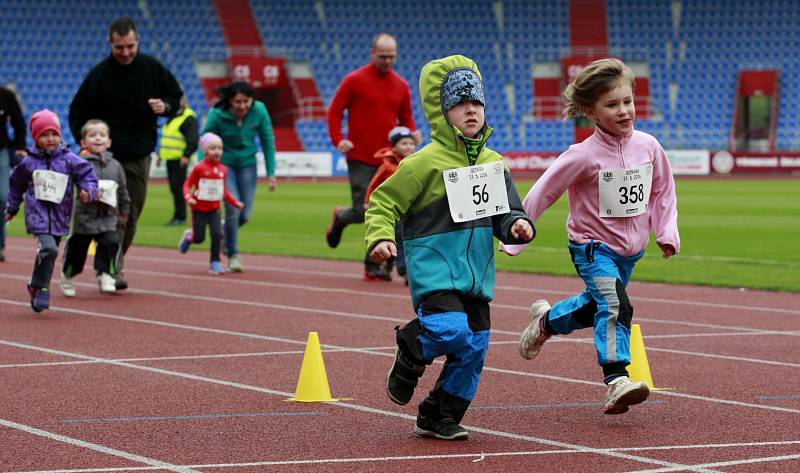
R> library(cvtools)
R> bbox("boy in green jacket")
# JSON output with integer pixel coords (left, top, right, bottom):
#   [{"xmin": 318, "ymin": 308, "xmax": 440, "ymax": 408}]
[{"xmin": 365, "ymin": 55, "xmax": 534, "ymax": 440}]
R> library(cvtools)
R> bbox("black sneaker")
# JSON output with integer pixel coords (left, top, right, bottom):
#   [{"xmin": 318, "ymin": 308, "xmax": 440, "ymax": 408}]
[
  {"xmin": 325, "ymin": 207, "xmax": 344, "ymax": 248},
  {"xmin": 386, "ymin": 347, "xmax": 425, "ymax": 405},
  {"xmin": 414, "ymin": 416, "xmax": 468, "ymax": 440},
  {"xmin": 114, "ymin": 273, "xmax": 128, "ymax": 291},
  {"xmin": 364, "ymin": 267, "xmax": 392, "ymax": 282}
]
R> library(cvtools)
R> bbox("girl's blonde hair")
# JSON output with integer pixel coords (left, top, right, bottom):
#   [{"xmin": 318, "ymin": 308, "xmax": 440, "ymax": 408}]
[{"xmin": 562, "ymin": 58, "xmax": 635, "ymax": 120}]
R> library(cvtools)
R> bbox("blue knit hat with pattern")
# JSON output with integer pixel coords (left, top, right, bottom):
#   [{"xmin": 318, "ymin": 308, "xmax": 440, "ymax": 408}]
[{"xmin": 441, "ymin": 68, "xmax": 485, "ymax": 112}]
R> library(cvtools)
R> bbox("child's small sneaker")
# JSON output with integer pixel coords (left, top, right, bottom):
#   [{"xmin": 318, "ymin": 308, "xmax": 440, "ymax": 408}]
[
  {"xmin": 604, "ymin": 376, "xmax": 650, "ymax": 414},
  {"xmin": 209, "ymin": 261, "xmax": 225, "ymax": 275},
  {"xmin": 325, "ymin": 206, "xmax": 345, "ymax": 248},
  {"xmin": 178, "ymin": 229, "xmax": 193, "ymax": 253},
  {"xmin": 97, "ymin": 273, "xmax": 116, "ymax": 293},
  {"xmin": 227, "ymin": 254, "xmax": 243, "ymax": 272},
  {"xmin": 414, "ymin": 415, "xmax": 468, "ymax": 440},
  {"xmin": 60, "ymin": 273, "xmax": 76, "ymax": 298},
  {"xmin": 518, "ymin": 299, "xmax": 552, "ymax": 360},
  {"xmin": 28, "ymin": 284, "xmax": 50, "ymax": 313}
]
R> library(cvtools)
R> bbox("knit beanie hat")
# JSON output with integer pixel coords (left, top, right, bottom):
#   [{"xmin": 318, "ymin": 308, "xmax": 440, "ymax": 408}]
[
  {"xmin": 30, "ymin": 109, "xmax": 61, "ymax": 142},
  {"xmin": 388, "ymin": 126, "xmax": 414, "ymax": 146},
  {"xmin": 441, "ymin": 68, "xmax": 485, "ymax": 113},
  {"xmin": 199, "ymin": 132, "xmax": 222, "ymax": 152}
]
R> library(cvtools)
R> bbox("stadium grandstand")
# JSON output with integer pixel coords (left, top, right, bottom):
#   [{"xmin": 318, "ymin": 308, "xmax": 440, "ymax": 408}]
[{"xmin": 2, "ymin": 0, "xmax": 799, "ymax": 174}]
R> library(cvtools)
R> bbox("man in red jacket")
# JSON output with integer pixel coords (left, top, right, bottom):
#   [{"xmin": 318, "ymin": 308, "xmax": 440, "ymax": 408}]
[{"xmin": 325, "ymin": 33, "xmax": 420, "ymax": 280}]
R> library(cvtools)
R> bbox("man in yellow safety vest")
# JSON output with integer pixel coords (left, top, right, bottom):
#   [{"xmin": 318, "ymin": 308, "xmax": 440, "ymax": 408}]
[{"xmin": 158, "ymin": 96, "xmax": 198, "ymax": 226}]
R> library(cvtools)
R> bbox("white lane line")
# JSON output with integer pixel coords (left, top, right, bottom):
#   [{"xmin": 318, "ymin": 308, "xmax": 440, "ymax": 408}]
[
  {"xmin": 2, "ymin": 296, "xmax": 800, "ymax": 413},
  {"xmin": 9, "ymin": 440, "xmax": 800, "ymax": 473},
  {"xmin": 627, "ymin": 453, "xmax": 800, "ymax": 472},
  {"xmin": 1, "ymin": 272, "xmax": 797, "ymax": 339},
  {"xmin": 3, "ymin": 272, "xmax": 796, "ymax": 341},
  {"xmin": 0, "ymin": 339, "xmax": 717, "ymax": 473},
  {"xmin": 7, "ymin": 251, "xmax": 795, "ymax": 317},
  {"xmin": 0, "ymin": 418, "xmax": 199, "ymax": 473},
  {"xmin": 3, "ymin": 294, "xmax": 800, "ymax": 372}
]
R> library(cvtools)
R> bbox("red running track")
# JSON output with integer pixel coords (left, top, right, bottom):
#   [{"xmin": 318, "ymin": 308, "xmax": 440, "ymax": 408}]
[{"xmin": 1, "ymin": 236, "xmax": 799, "ymax": 472}]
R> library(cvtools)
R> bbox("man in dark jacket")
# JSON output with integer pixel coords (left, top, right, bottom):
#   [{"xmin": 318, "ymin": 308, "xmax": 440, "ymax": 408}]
[
  {"xmin": 69, "ymin": 17, "xmax": 182, "ymax": 289},
  {"xmin": 0, "ymin": 85, "xmax": 27, "ymax": 262}
]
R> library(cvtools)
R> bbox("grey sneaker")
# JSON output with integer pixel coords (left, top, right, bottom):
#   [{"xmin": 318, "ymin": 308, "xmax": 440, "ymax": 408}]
[
  {"xmin": 227, "ymin": 254, "xmax": 243, "ymax": 272},
  {"xmin": 518, "ymin": 299, "xmax": 551, "ymax": 360},
  {"xmin": 604, "ymin": 376, "xmax": 650, "ymax": 414},
  {"xmin": 414, "ymin": 415, "xmax": 468, "ymax": 440},
  {"xmin": 60, "ymin": 273, "xmax": 76, "ymax": 298}
]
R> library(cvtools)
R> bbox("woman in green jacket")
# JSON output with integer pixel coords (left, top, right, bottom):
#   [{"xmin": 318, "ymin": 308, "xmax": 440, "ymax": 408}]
[{"xmin": 203, "ymin": 82, "xmax": 276, "ymax": 272}]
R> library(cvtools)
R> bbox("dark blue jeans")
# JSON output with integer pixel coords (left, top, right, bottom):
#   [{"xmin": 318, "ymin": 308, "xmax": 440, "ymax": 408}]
[{"xmin": 223, "ymin": 163, "xmax": 258, "ymax": 256}]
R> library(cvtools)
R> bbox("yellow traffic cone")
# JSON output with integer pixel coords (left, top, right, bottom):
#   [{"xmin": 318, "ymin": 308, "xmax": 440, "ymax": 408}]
[
  {"xmin": 629, "ymin": 324, "xmax": 670, "ymax": 391},
  {"xmin": 287, "ymin": 332, "xmax": 343, "ymax": 402},
  {"xmin": 88, "ymin": 240, "xmax": 97, "ymax": 256}
]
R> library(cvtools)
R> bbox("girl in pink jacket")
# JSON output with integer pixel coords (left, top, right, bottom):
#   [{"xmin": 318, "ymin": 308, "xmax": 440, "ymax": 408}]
[{"xmin": 502, "ymin": 58, "xmax": 680, "ymax": 415}]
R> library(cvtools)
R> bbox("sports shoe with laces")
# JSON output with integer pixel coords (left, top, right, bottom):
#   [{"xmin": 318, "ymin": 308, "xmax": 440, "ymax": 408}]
[
  {"xmin": 227, "ymin": 254, "xmax": 243, "ymax": 272},
  {"xmin": 386, "ymin": 347, "xmax": 425, "ymax": 405},
  {"xmin": 28, "ymin": 284, "xmax": 50, "ymax": 313},
  {"xmin": 97, "ymin": 273, "xmax": 116, "ymax": 293},
  {"xmin": 178, "ymin": 229, "xmax": 193, "ymax": 253},
  {"xmin": 604, "ymin": 376, "xmax": 650, "ymax": 414},
  {"xmin": 209, "ymin": 261, "xmax": 225, "ymax": 275},
  {"xmin": 414, "ymin": 415, "xmax": 468, "ymax": 440},
  {"xmin": 518, "ymin": 299, "xmax": 552, "ymax": 360},
  {"xmin": 325, "ymin": 206, "xmax": 345, "ymax": 248},
  {"xmin": 60, "ymin": 273, "xmax": 76, "ymax": 298}
]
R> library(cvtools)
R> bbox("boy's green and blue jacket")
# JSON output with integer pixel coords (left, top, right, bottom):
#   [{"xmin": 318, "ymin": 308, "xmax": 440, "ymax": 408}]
[{"xmin": 365, "ymin": 55, "xmax": 534, "ymax": 308}]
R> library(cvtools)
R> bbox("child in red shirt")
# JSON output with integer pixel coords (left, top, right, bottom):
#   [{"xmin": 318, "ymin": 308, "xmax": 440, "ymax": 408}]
[
  {"xmin": 364, "ymin": 126, "xmax": 416, "ymax": 282},
  {"xmin": 178, "ymin": 132, "xmax": 243, "ymax": 274}
]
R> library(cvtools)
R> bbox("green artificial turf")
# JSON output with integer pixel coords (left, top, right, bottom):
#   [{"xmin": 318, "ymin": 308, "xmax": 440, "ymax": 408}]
[{"xmin": 8, "ymin": 178, "xmax": 799, "ymax": 292}]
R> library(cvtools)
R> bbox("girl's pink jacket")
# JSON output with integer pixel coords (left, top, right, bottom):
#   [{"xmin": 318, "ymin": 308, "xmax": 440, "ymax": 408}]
[{"xmin": 502, "ymin": 126, "xmax": 680, "ymax": 257}]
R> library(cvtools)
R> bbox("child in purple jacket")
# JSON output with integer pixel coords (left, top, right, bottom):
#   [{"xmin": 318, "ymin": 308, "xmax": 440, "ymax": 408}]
[{"xmin": 4, "ymin": 109, "xmax": 97, "ymax": 313}]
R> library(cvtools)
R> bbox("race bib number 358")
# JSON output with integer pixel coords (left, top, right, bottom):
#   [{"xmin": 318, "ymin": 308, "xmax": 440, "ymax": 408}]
[
  {"xmin": 443, "ymin": 162, "xmax": 510, "ymax": 223},
  {"xmin": 598, "ymin": 163, "xmax": 653, "ymax": 217}
]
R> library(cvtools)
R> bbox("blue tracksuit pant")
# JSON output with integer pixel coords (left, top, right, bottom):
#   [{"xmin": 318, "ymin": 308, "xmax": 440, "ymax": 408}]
[
  {"xmin": 396, "ymin": 291, "xmax": 489, "ymax": 423},
  {"xmin": 547, "ymin": 241, "xmax": 643, "ymax": 382}
]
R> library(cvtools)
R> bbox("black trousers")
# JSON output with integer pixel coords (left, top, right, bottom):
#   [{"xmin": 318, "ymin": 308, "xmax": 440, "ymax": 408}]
[
  {"xmin": 62, "ymin": 231, "xmax": 119, "ymax": 277},
  {"xmin": 31, "ymin": 234, "xmax": 61, "ymax": 289},
  {"xmin": 191, "ymin": 208, "xmax": 223, "ymax": 262},
  {"xmin": 166, "ymin": 159, "xmax": 187, "ymax": 221}
]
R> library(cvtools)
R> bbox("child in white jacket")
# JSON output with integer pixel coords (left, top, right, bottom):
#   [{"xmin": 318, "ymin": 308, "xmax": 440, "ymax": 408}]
[{"xmin": 502, "ymin": 58, "xmax": 680, "ymax": 415}]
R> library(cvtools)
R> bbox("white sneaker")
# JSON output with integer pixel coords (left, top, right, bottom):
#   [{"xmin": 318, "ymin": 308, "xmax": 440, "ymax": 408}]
[
  {"xmin": 604, "ymin": 376, "xmax": 650, "ymax": 414},
  {"xmin": 518, "ymin": 299, "xmax": 551, "ymax": 360},
  {"xmin": 60, "ymin": 273, "xmax": 76, "ymax": 298},
  {"xmin": 97, "ymin": 273, "xmax": 117, "ymax": 293},
  {"xmin": 227, "ymin": 254, "xmax": 243, "ymax": 273}
]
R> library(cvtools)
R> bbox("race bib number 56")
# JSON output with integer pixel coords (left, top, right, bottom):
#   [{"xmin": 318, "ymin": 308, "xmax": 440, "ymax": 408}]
[
  {"xmin": 598, "ymin": 163, "xmax": 653, "ymax": 217},
  {"xmin": 443, "ymin": 162, "xmax": 509, "ymax": 223}
]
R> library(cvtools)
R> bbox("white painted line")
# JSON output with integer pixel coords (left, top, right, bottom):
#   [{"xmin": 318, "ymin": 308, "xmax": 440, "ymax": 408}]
[
  {"xmin": 10, "ymin": 440, "xmax": 800, "ymax": 473},
  {"xmin": 0, "ymin": 339, "xmax": 713, "ymax": 473},
  {"xmin": 627, "ymin": 453, "xmax": 800, "ymax": 472},
  {"xmin": 0, "ymin": 418, "xmax": 199, "ymax": 473}
]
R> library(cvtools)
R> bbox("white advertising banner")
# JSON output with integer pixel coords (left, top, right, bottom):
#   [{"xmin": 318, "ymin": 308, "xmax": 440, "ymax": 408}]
[{"xmin": 665, "ymin": 150, "xmax": 710, "ymax": 176}]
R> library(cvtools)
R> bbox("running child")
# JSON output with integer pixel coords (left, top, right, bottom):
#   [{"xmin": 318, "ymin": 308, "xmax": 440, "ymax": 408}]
[
  {"xmin": 5, "ymin": 110, "xmax": 98, "ymax": 312},
  {"xmin": 363, "ymin": 125, "xmax": 416, "ymax": 282},
  {"xmin": 178, "ymin": 132, "xmax": 243, "ymax": 274},
  {"xmin": 501, "ymin": 58, "xmax": 680, "ymax": 414},
  {"xmin": 60, "ymin": 119, "xmax": 130, "ymax": 296},
  {"xmin": 366, "ymin": 55, "xmax": 534, "ymax": 440}
]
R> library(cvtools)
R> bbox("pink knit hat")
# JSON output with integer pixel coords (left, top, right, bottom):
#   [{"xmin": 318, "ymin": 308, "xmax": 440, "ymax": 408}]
[
  {"xmin": 29, "ymin": 109, "xmax": 62, "ymax": 142},
  {"xmin": 199, "ymin": 132, "xmax": 222, "ymax": 152}
]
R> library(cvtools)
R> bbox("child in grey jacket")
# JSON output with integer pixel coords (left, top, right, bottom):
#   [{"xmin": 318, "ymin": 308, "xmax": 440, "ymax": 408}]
[{"xmin": 60, "ymin": 119, "xmax": 130, "ymax": 296}]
